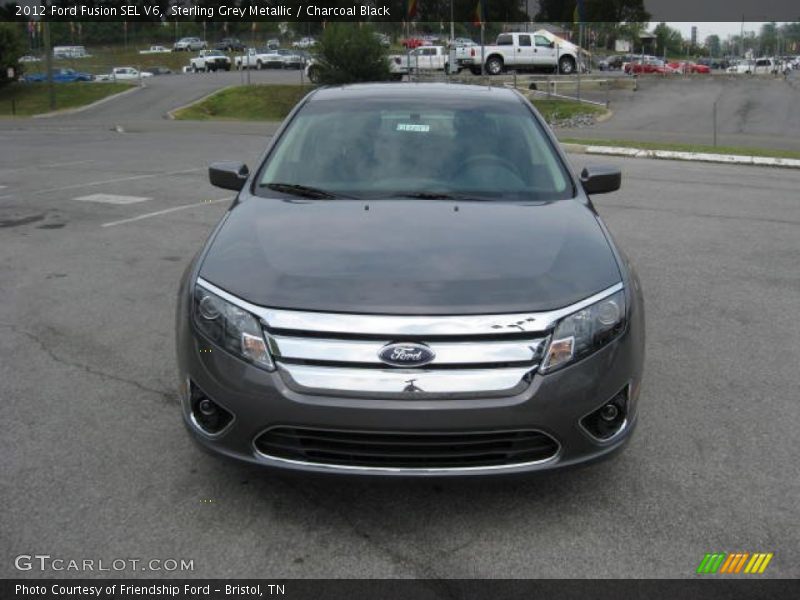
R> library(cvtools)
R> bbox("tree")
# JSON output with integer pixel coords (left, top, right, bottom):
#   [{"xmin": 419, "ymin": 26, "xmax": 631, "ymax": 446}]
[
  {"xmin": 759, "ymin": 22, "xmax": 778, "ymax": 55},
  {"xmin": 0, "ymin": 21, "xmax": 25, "ymax": 87},
  {"xmin": 652, "ymin": 22, "xmax": 684, "ymax": 57},
  {"xmin": 704, "ymin": 35, "xmax": 721, "ymax": 57},
  {"xmin": 311, "ymin": 23, "xmax": 391, "ymax": 85}
]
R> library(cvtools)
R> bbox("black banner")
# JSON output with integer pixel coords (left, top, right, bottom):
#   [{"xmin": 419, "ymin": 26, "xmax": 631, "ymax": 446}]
[
  {"xmin": 4, "ymin": 0, "xmax": 800, "ymax": 22},
  {"xmin": 3, "ymin": 580, "xmax": 800, "ymax": 600}
]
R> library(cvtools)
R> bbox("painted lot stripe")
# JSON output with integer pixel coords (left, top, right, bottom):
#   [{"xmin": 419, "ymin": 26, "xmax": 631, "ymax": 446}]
[
  {"xmin": 101, "ymin": 197, "xmax": 232, "ymax": 228},
  {"xmin": 0, "ymin": 168, "xmax": 200, "ymax": 200},
  {"xmin": 74, "ymin": 193, "xmax": 150, "ymax": 205}
]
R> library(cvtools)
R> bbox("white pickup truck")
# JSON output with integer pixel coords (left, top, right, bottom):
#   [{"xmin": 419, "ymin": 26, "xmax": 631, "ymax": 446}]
[
  {"xmin": 234, "ymin": 48, "xmax": 276, "ymax": 70},
  {"xmin": 388, "ymin": 46, "xmax": 450, "ymax": 76},
  {"xmin": 455, "ymin": 31, "xmax": 581, "ymax": 75},
  {"xmin": 139, "ymin": 45, "xmax": 170, "ymax": 55},
  {"xmin": 189, "ymin": 50, "xmax": 232, "ymax": 73}
]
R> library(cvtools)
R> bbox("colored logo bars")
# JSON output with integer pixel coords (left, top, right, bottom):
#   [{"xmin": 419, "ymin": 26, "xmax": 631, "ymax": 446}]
[{"xmin": 697, "ymin": 552, "xmax": 774, "ymax": 574}]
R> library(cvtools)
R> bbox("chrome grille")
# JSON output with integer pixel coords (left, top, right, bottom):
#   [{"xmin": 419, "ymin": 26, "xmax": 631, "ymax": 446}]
[
  {"xmin": 265, "ymin": 321, "xmax": 548, "ymax": 398},
  {"xmin": 195, "ymin": 278, "xmax": 624, "ymax": 398}
]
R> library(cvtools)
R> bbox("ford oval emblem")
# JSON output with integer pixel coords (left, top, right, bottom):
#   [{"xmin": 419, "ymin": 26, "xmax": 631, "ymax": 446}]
[{"xmin": 378, "ymin": 342, "xmax": 435, "ymax": 367}]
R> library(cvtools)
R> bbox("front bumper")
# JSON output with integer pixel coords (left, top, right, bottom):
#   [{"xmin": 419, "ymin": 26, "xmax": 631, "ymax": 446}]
[{"xmin": 176, "ymin": 319, "xmax": 643, "ymax": 477}]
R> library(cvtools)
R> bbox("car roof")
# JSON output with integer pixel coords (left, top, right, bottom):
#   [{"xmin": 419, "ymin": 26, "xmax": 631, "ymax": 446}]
[{"xmin": 309, "ymin": 83, "xmax": 522, "ymax": 105}]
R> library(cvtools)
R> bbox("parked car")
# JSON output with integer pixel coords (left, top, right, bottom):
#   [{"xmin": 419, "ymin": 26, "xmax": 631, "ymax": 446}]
[
  {"xmin": 389, "ymin": 46, "xmax": 451, "ymax": 76},
  {"xmin": 235, "ymin": 48, "xmax": 276, "ymax": 70},
  {"xmin": 139, "ymin": 45, "xmax": 170, "ymax": 55},
  {"xmin": 18, "ymin": 55, "xmax": 42, "ymax": 63},
  {"xmin": 624, "ymin": 57, "xmax": 678, "ymax": 75},
  {"xmin": 189, "ymin": 50, "xmax": 232, "ymax": 72},
  {"xmin": 455, "ymin": 31, "xmax": 581, "ymax": 75},
  {"xmin": 174, "ymin": 37, "xmax": 207, "ymax": 52},
  {"xmin": 23, "ymin": 68, "xmax": 93, "ymax": 82},
  {"xmin": 96, "ymin": 67, "xmax": 153, "ymax": 82},
  {"xmin": 215, "ymin": 38, "xmax": 245, "ymax": 52},
  {"xmin": 726, "ymin": 58, "xmax": 779, "ymax": 75},
  {"xmin": 53, "ymin": 45, "xmax": 89, "ymax": 59},
  {"xmin": 177, "ymin": 83, "xmax": 644, "ymax": 476},
  {"xmin": 449, "ymin": 37, "xmax": 477, "ymax": 47},
  {"xmin": 273, "ymin": 49, "xmax": 305, "ymax": 69},
  {"xmin": 604, "ymin": 54, "xmax": 635, "ymax": 70},
  {"xmin": 668, "ymin": 61, "xmax": 711, "ymax": 74},
  {"xmin": 402, "ymin": 37, "xmax": 427, "ymax": 49},
  {"xmin": 292, "ymin": 37, "xmax": 316, "ymax": 49}
]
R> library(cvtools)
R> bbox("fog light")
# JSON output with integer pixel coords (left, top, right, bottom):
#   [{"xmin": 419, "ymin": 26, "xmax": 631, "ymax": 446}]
[
  {"xmin": 189, "ymin": 383, "xmax": 233, "ymax": 435},
  {"xmin": 599, "ymin": 403, "xmax": 619, "ymax": 422},
  {"xmin": 198, "ymin": 398, "xmax": 216, "ymax": 417},
  {"xmin": 581, "ymin": 387, "xmax": 628, "ymax": 441}
]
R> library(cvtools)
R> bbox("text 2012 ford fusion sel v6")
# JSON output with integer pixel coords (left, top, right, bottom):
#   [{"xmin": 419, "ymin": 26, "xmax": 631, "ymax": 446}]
[{"xmin": 176, "ymin": 83, "xmax": 645, "ymax": 476}]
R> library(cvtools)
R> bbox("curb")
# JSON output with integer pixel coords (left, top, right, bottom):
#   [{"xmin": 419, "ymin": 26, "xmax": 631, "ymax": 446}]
[
  {"xmin": 167, "ymin": 85, "xmax": 236, "ymax": 120},
  {"xmin": 32, "ymin": 84, "xmax": 142, "ymax": 119},
  {"xmin": 561, "ymin": 143, "xmax": 800, "ymax": 169}
]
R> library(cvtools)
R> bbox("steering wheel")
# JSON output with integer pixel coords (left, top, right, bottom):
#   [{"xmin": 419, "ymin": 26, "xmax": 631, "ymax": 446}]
[{"xmin": 457, "ymin": 154, "xmax": 525, "ymax": 184}]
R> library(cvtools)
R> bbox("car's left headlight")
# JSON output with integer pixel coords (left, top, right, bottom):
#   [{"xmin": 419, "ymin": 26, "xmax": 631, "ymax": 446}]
[
  {"xmin": 192, "ymin": 284, "xmax": 274, "ymax": 371},
  {"xmin": 541, "ymin": 289, "xmax": 626, "ymax": 373}
]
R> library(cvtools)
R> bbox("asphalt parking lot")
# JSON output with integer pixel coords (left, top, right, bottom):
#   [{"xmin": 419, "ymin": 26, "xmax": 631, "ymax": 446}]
[{"xmin": 1, "ymin": 78, "xmax": 799, "ymax": 579}]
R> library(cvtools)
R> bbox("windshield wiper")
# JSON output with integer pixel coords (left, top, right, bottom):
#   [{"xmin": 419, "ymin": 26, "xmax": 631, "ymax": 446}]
[
  {"xmin": 391, "ymin": 191, "xmax": 493, "ymax": 201},
  {"xmin": 262, "ymin": 182, "xmax": 349, "ymax": 199}
]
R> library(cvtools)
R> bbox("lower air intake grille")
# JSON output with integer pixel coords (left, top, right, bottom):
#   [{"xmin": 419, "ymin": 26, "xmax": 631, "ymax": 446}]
[{"xmin": 254, "ymin": 427, "xmax": 559, "ymax": 470}]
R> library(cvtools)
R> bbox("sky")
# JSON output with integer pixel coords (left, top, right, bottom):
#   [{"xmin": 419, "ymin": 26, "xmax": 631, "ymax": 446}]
[{"xmin": 665, "ymin": 22, "xmax": 775, "ymax": 40}]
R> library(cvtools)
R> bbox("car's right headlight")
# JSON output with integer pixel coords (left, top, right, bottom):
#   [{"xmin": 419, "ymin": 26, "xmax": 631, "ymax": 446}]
[
  {"xmin": 192, "ymin": 284, "xmax": 274, "ymax": 371},
  {"xmin": 541, "ymin": 289, "xmax": 626, "ymax": 373}
]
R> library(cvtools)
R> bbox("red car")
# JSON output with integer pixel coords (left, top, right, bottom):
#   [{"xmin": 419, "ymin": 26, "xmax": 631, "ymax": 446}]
[
  {"xmin": 403, "ymin": 38, "xmax": 431, "ymax": 50},
  {"xmin": 624, "ymin": 58, "xmax": 678, "ymax": 75},
  {"xmin": 667, "ymin": 61, "xmax": 711, "ymax": 74}
]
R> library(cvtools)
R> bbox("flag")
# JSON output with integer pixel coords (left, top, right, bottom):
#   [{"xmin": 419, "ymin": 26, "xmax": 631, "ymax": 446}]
[
  {"xmin": 406, "ymin": 0, "xmax": 418, "ymax": 20},
  {"xmin": 472, "ymin": 0, "xmax": 485, "ymax": 27}
]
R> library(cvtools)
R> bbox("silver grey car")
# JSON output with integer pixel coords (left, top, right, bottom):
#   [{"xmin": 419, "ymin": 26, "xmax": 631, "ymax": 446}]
[{"xmin": 176, "ymin": 83, "xmax": 645, "ymax": 476}]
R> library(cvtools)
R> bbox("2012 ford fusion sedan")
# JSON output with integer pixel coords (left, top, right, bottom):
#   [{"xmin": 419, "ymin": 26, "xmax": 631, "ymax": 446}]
[{"xmin": 176, "ymin": 83, "xmax": 645, "ymax": 476}]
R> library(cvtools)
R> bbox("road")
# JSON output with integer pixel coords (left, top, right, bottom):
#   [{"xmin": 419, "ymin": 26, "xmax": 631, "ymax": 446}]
[{"xmin": 1, "ymin": 78, "xmax": 799, "ymax": 580}]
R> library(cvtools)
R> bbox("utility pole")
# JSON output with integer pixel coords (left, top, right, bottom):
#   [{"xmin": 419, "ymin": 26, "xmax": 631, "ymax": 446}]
[
  {"xmin": 450, "ymin": 0, "xmax": 454, "ymax": 42},
  {"xmin": 43, "ymin": 12, "xmax": 55, "ymax": 111}
]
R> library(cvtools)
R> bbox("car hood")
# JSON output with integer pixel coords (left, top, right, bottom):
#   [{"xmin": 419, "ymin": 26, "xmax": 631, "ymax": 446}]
[{"xmin": 199, "ymin": 196, "xmax": 621, "ymax": 315}]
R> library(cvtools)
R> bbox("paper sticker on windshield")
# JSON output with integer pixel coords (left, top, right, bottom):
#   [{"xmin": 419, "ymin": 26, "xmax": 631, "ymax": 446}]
[{"xmin": 396, "ymin": 124, "xmax": 430, "ymax": 132}]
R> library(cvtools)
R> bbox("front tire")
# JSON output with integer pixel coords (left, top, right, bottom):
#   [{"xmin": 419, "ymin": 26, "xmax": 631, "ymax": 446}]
[
  {"xmin": 486, "ymin": 56, "xmax": 504, "ymax": 75},
  {"xmin": 257, "ymin": 60, "xmax": 263, "ymax": 70},
  {"xmin": 558, "ymin": 56, "xmax": 576, "ymax": 74}
]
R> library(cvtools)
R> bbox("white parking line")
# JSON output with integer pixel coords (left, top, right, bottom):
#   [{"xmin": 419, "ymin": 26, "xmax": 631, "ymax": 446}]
[
  {"xmin": 40, "ymin": 160, "xmax": 96, "ymax": 169},
  {"xmin": 0, "ymin": 168, "xmax": 200, "ymax": 200},
  {"xmin": 74, "ymin": 193, "xmax": 150, "ymax": 205},
  {"xmin": 101, "ymin": 197, "xmax": 232, "ymax": 228}
]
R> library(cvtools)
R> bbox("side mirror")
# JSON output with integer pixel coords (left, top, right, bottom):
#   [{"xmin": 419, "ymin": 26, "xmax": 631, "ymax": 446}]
[
  {"xmin": 209, "ymin": 162, "xmax": 249, "ymax": 192},
  {"xmin": 580, "ymin": 165, "xmax": 621, "ymax": 195}
]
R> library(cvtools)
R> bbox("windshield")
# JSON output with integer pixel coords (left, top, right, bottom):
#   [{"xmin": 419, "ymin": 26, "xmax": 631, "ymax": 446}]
[{"xmin": 256, "ymin": 96, "xmax": 572, "ymax": 201}]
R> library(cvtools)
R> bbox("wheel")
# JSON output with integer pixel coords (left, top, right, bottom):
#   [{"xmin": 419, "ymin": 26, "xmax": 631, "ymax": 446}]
[
  {"xmin": 485, "ymin": 56, "xmax": 504, "ymax": 75},
  {"xmin": 470, "ymin": 67, "xmax": 482, "ymax": 76},
  {"xmin": 558, "ymin": 56, "xmax": 576, "ymax": 74},
  {"xmin": 257, "ymin": 60, "xmax": 263, "ymax": 70},
  {"xmin": 192, "ymin": 65, "xmax": 199, "ymax": 73},
  {"xmin": 307, "ymin": 66, "xmax": 320, "ymax": 84}
]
